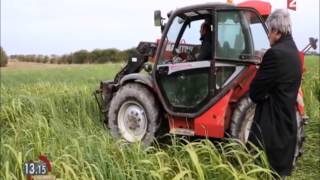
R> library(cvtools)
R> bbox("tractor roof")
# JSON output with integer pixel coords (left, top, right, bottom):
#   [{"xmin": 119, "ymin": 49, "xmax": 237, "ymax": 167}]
[
  {"xmin": 168, "ymin": 3, "xmax": 236, "ymax": 19},
  {"xmin": 174, "ymin": 2, "xmax": 235, "ymax": 12},
  {"xmin": 168, "ymin": 1, "xmax": 270, "ymax": 20},
  {"xmin": 237, "ymin": 0, "xmax": 271, "ymax": 17}
]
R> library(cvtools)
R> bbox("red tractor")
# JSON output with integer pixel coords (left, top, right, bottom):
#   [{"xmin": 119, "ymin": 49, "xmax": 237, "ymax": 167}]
[{"xmin": 95, "ymin": 0, "xmax": 317, "ymax": 164}]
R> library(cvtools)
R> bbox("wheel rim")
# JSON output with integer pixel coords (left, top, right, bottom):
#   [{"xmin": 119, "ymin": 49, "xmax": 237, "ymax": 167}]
[
  {"xmin": 241, "ymin": 105, "xmax": 255, "ymax": 143},
  {"xmin": 117, "ymin": 100, "xmax": 147, "ymax": 142}
]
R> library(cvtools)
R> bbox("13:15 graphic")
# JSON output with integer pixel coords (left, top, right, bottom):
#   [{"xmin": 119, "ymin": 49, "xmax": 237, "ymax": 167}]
[{"xmin": 24, "ymin": 162, "xmax": 48, "ymax": 175}]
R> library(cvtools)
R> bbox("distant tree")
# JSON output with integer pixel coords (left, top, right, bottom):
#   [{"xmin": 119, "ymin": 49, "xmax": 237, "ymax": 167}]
[
  {"xmin": 49, "ymin": 57, "xmax": 57, "ymax": 64},
  {"xmin": 123, "ymin": 47, "xmax": 137, "ymax": 58},
  {"xmin": 114, "ymin": 51, "xmax": 127, "ymax": 62},
  {"xmin": 29, "ymin": 55, "xmax": 35, "ymax": 62},
  {"xmin": 96, "ymin": 49, "xmax": 110, "ymax": 63},
  {"xmin": 108, "ymin": 48, "xmax": 120, "ymax": 62},
  {"xmin": 92, "ymin": 49, "xmax": 118, "ymax": 63},
  {"xmin": 43, "ymin": 55, "xmax": 49, "ymax": 63},
  {"xmin": 66, "ymin": 54, "xmax": 73, "ymax": 64},
  {"xmin": 35, "ymin": 55, "xmax": 43, "ymax": 63},
  {"xmin": 0, "ymin": 47, "xmax": 8, "ymax": 67},
  {"xmin": 73, "ymin": 50, "xmax": 90, "ymax": 64},
  {"xmin": 62, "ymin": 55, "xmax": 69, "ymax": 64},
  {"xmin": 91, "ymin": 49, "xmax": 104, "ymax": 63}
]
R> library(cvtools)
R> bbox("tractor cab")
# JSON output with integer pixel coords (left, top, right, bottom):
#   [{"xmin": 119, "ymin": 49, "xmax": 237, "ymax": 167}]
[{"xmin": 153, "ymin": 4, "xmax": 269, "ymax": 117}]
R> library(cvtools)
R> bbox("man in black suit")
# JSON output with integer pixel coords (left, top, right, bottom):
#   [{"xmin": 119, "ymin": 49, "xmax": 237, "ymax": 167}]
[{"xmin": 249, "ymin": 9, "xmax": 302, "ymax": 179}]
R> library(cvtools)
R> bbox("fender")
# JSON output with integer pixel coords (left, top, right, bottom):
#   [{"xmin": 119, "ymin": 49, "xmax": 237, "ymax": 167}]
[
  {"xmin": 296, "ymin": 88, "xmax": 305, "ymax": 116},
  {"xmin": 194, "ymin": 90, "xmax": 234, "ymax": 138},
  {"xmin": 120, "ymin": 73, "xmax": 154, "ymax": 89}
]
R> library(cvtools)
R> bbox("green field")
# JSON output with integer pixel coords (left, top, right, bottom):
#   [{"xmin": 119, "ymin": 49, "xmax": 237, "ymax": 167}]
[{"xmin": 1, "ymin": 56, "xmax": 319, "ymax": 179}]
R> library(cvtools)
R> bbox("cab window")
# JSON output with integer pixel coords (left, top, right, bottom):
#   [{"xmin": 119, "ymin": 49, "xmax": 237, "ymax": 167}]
[
  {"xmin": 216, "ymin": 10, "xmax": 269, "ymax": 60},
  {"xmin": 243, "ymin": 11, "xmax": 269, "ymax": 57},
  {"xmin": 159, "ymin": 15, "xmax": 213, "ymax": 64},
  {"xmin": 216, "ymin": 11, "xmax": 253, "ymax": 59}
]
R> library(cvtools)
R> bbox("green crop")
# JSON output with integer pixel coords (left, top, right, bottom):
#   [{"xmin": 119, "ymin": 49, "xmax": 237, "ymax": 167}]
[{"xmin": 1, "ymin": 56, "xmax": 319, "ymax": 180}]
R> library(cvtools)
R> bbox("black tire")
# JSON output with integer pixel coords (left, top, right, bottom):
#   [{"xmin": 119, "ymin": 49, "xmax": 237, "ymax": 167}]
[
  {"xmin": 108, "ymin": 83, "xmax": 160, "ymax": 145},
  {"xmin": 293, "ymin": 111, "xmax": 305, "ymax": 166},
  {"xmin": 230, "ymin": 96, "xmax": 256, "ymax": 143},
  {"xmin": 230, "ymin": 95, "xmax": 305, "ymax": 166}
]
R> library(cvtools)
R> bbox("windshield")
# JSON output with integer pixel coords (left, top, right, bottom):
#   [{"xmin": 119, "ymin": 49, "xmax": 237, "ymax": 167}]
[{"xmin": 159, "ymin": 17, "xmax": 184, "ymax": 64}]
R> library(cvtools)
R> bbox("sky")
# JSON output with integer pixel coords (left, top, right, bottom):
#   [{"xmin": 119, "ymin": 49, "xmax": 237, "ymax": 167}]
[{"xmin": 1, "ymin": 0, "xmax": 319, "ymax": 55}]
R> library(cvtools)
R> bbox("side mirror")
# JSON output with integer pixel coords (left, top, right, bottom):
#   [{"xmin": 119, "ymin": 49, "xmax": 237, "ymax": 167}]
[
  {"xmin": 154, "ymin": 10, "xmax": 165, "ymax": 32},
  {"xmin": 302, "ymin": 37, "xmax": 318, "ymax": 53},
  {"xmin": 154, "ymin": 10, "xmax": 162, "ymax": 27},
  {"xmin": 309, "ymin": 37, "xmax": 318, "ymax": 50}
]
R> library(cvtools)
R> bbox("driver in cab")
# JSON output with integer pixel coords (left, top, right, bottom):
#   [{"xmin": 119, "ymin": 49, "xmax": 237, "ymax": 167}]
[
  {"xmin": 196, "ymin": 22, "xmax": 212, "ymax": 60},
  {"xmin": 172, "ymin": 20, "xmax": 212, "ymax": 63}
]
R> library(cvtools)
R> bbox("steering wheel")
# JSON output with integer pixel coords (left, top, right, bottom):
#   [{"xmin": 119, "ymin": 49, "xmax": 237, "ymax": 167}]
[{"xmin": 185, "ymin": 49, "xmax": 196, "ymax": 62}]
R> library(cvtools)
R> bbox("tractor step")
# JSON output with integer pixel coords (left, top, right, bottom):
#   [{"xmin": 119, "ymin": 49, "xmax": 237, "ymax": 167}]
[{"xmin": 170, "ymin": 128, "xmax": 194, "ymax": 136}]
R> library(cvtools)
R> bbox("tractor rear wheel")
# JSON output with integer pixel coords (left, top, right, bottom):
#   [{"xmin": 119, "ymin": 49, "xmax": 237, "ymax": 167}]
[
  {"xmin": 293, "ymin": 111, "xmax": 305, "ymax": 166},
  {"xmin": 230, "ymin": 96, "xmax": 255, "ymax": 143},
  {"xmin": 108, "ymin": 83, "xmax": 160, "ymax": 145},
  {"xmin": 230, "ymin": 95, "xmax": 305, "ymax": 166}
]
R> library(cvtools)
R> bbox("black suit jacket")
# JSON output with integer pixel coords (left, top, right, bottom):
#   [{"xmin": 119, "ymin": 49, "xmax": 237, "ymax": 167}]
[{"xmin": 249, "ymin": 35, "xmax": 302, "ymax": 176}]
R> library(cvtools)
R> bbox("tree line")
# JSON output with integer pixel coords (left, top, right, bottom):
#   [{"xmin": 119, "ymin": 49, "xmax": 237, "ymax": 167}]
[
  {"xmin": 10, "ymin": 48, "xmax": 137, "ymax": 64},
  {"xmin": 1, "ymin": 46, "xmax": 8, "ymax": 67}
]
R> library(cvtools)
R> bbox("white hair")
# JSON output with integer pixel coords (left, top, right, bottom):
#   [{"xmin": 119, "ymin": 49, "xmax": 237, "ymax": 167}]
[{"xmin": 266, "ymin": 9, "xmax": 292, "ymax": 35}]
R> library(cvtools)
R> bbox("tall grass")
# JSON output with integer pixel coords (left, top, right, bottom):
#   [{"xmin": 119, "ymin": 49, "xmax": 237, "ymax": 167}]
[
  {"xmin": 0, "ymin": 56, "xmax": 319, "ymax": 179},
  {"xmin": 290, "ymin": 56, "xmax": 320, "ymax": 180}
]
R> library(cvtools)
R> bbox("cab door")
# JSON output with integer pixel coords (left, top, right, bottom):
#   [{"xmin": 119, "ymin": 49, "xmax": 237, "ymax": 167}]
[{"xmin": 214, "ymin": 9, "xmax": 270, "ymax": 90}]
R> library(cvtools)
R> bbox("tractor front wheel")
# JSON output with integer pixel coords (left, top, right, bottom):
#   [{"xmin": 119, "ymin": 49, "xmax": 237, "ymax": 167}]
[{"xmin": 108, "ymin": 83, "xmax": 160, "ymax": 145}]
